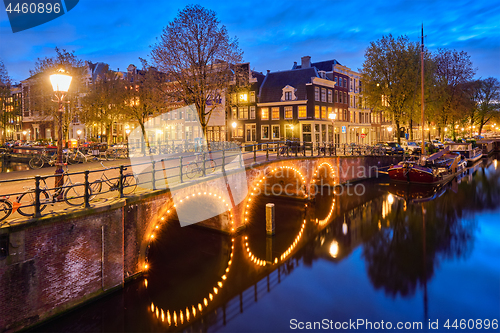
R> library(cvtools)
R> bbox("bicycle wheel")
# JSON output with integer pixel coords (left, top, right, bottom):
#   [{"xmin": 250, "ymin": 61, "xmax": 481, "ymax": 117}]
[
  {"xmin": 64, "ymin": 183, "xmax": 90, "ymax": 206},
  {"xmin": 29, "ymin": 156, "xmax": 44, "ymax": 169},
  {"xmin": 91, "ymin": 179, "xmax": 103, "ymax": 194},
  {"xmin": 122, "ymin": 175, "xmax": 137, "ymax": 195},
  {"xmin": 0, "ymin": 199, "xmax": 13, "ymax": 222},
  {"xmin": 183, "ymin": 162, "xmax": 199, "ymax": 179},
  {"xmin": 17, "ymin": 190, "xmax": 49, "ymax": 217}
]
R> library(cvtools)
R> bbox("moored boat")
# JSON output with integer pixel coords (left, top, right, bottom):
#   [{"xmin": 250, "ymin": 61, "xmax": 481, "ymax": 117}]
[
  {"xmin": 444, "ymin": 142, "xmax": 482, "ymax": 166},
  {"xmin": 388, "ymin": 147, "xmax": 461, "ymax": 185}
]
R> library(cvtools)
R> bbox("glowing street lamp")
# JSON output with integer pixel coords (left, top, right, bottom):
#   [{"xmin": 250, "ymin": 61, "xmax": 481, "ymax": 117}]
[
  {"xmin": 50, "ymin": 69, "xmax": 72, "ymax": 191},
  {"xmin": 77, "ymin": 129, "xmax": 82, "ymax": 144}
]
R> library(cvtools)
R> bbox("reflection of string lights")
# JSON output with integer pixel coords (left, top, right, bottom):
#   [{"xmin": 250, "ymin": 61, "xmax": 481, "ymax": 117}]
[
  {"xmin": 143, "ymin": 191, "xmax": 234, "ymax": 271},
  {"xmin": 243, "ymin": 219, "xmax": 307, "ymax": 266},
  {"xmin": 243, "ymin": 165, "xmax": 307, "ymax": 225},
  {"xmin": 316, "ymin": 197, "xmax": 335, "ymax": 226},
  {"xmin": 148, "ymin": 238, "xmax": 235, "ymax": 327}
]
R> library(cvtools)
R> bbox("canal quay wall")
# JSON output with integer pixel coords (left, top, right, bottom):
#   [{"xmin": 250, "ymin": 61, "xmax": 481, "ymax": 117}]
[{"xmin": 0, "ymin": 155, "xmax": 400, "ymax": 332}]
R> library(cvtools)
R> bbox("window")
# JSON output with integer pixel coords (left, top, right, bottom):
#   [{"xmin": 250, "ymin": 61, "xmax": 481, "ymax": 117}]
[
  {"xmin": 285, "ymin": 106, "xmax": 293, "ymax": 119},
  {"xmin": 302, "ymin": 124, "xmax": 312, "ymax": 142},
  {"xmin": 339, "ymin": 92, "xmax": 342, "ymax": 103},
  {"xmin": 315, "ymin": 105, "xmax": 320, "ymax": 119},
  {"xmin": 298, "ymin": 105, "xmax": 307, "ymax": 118},
  {"xmin": 272, "ymin": 107, "xmax": 280, "ymax": 120},
  {"xmin": 272, "ymin": 125, "xmax": 280, "ymax": 140},
  {"xmin": 315, "ymin": 87, "xmax": 320, "ymax": 101},
  {"xmin": 245, "ymin": 124, "xmax": 256, "ymax": 142},
  {"xmin": 261, "ymin": 108, "xmax": 269, "ymax": 120},
  {"xmin": 328, "ymin": 90, "xmax": 332, "ymax": 103},
  {"xmin": 285, "ymin": 91, "xmax": 292, "ymax": 101},
  {"xmin": 250, "ymin": 106, "xmax": 256, "ymax": 119},
  {"xmin": 343, "ymin": 78, "xmax": 347, "ymax": 88},
  {"xmin": 231, "ymin": 93, "xmax": 237, "ymax": 104},
  {"xmin": 343, "ymin": 109, "xmax": 348, "ymax": 121},
  {"xmin": 334, "ymin": 76, "xmax": 338, "ymax": 84},
  {"xmin": 321, "ymin": 88, "xmax": 326, "ymax": 102},
  {"xmin": 250, "ymin": 91, "xmax": 255, "ymax": 103},
  {"xmin": 321, "ymin": 106, "xmax": 327, "ymax": 119},
  {"xmin": 261, "ymin": 125, "xmax": 269, "ymax": 140},
  {"xmin": 232, "ymin": 107, "xmax": 237, "ymax": 120},
  {"xmin": 239, "ymin": 93, "xmax": 248, "ymax": 103},
  {"xmin": 328, "ymin": 107, "xmax": 333, "ymax": 118},
  {"xmin": 335, "ymin": 90, "xmax": 338, "ymax": 103},
  {"xmin": 345, "ymin": 92, "xmax": 348, "ymax": 104},
  {"xmin": 239, "ymin": 107, "xmax": 248, "ymax": 119},
  {"xmin": 233, "ymin": 125, "xmax": 243, "ymax": 137}
]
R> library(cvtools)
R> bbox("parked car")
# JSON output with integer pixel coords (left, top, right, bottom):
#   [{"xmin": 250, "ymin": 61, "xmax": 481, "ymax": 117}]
[
  {"xmin": 387, "ymin": 142, "xmax": 405, "ymax": 155},
  {"xmin": 432, "ymin": 140, "xmax": 444, "ymax": 149},
  {"xmin": 374, "ymin": 142, "xmax": 392, "ymax": 155},
  {"xmin": 401, "ymin": 141, "xmax": 422, "ymax": 154}
]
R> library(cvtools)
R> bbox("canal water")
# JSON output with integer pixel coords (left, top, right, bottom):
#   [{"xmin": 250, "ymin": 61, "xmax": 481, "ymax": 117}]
[
  {"xmin": 31, "ymin": 156, "xmax": 500, "ymax": 332},
  {"xmin": 0, "ymin": 159, "xmax": 30, "ymax": 173}
]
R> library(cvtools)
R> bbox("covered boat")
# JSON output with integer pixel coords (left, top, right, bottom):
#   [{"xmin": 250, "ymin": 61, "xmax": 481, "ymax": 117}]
[
  {"xmin": 388, "ymin": 146, "xmax": 461, "ymax": 184},
  {"xmin": 444, "ymin": 142, "xmax": 482, "ymax": 165}
]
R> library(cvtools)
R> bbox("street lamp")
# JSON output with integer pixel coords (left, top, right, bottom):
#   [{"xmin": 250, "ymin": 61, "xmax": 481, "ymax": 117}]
[
  {"xmin": 49, "ymin": 69, "xmax": 72, "ymax": 190},
  {"xmin": 125, "ymin": 128, "xmax": 131, "ymax": 157},
  {"xmin": 77, "ymin": 129, "xmax": 82, "ymax": 144},
  {"xmin": 328, "ymin": 112, "xmax": 337, "ymax": 147}
]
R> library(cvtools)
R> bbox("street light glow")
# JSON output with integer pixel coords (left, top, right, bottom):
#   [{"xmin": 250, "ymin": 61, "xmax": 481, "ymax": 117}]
[
  {"xmin": 49, "ymin": 69, "xmax": 72, "ymax": 92},
  {"xmin": 231, "ymin": 122, "xmax": 237, "ymax": 129}
]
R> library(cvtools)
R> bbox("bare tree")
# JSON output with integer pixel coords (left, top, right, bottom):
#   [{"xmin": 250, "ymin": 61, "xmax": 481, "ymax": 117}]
[
  {"xmin": 430, "ymin": 49, "xmax": 475, "ymax": 141},
  {"xmin": 0, "ymin": 59, "xmax": 12, "ymax": 144},
  {"xmin": 150, "ymin": 4, "xmax": 243, "ymax": 142},
  {"xmin": 475, "ymin": 77, "xmax": 500, "ymax": 136}
]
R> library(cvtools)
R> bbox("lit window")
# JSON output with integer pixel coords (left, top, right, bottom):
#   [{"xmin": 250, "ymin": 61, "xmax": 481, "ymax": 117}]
[
  {"xmin": 285, "ymin": 106, "xmax": 293, "ymax": 119},
  {"xmin": 315, "ymin": 105, "xmax": 320, "ymax": 119},
  {"xmin": 321, "ymin": 106, "xmax": 327, "ymax": 119},
  {"xmin": 261, "ymin": 108, "xmax": 269, "ymax": 120},
  {"xmin": 298, "ymin": 105, "xmax": 307, "ymax": 118},
  {"xmin": 239, "ymin": 93, "xmax": 248, "ymax": 102},
  {"xmin": 272, "ymin": 107, "xmax": 280, "ymax": 120},
  {"xmin": 272, "ymin": 125, "xmax": 280, "ymax": 140},
  {"xmin": 239, "ymin": 107, "xmax": 248, "ymax": 119}
]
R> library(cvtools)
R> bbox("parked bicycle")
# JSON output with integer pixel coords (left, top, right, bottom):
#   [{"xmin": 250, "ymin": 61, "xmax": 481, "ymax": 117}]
[
  {"xmin": 182, "ymin": 153, "xmax": 217, "ymax": 179},
  {"xmin": 16, "ymin": 165, "xmax": 91, "ymax": 217},
  {"xmin": 29, "ymin": 149, "xmax": 72, "ymax": 169},
  {"xmin": 0, "ymin": 196, "xmax": 21, "ymax": 224},
  {"xmin": 90, "ymin": 162, "xmax": 137, "ymax": 196},
  {"xmin": 68, "ymin": 148, "xmax": 97, "ymax": 164}
]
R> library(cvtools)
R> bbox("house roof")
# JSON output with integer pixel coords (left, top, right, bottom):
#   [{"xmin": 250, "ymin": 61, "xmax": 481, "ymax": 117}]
[
  {"xmin": 292, "ymin": 59, "xmax": 342, "ymax": 71},
  {"xmin": 259, "ymin": 67, "xmax": 318, "ymax": 102}
]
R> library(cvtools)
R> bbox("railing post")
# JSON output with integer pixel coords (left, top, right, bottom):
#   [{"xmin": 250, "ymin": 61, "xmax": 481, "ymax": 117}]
[
  {"xmin": 266, "ymin": 143, "xmax": 269, "ymax": 161},
  {"xmin": 179, "ymin": 156, "xmax": 183, "ymax": 183},
  {"xmin": 119, "ymin": 165, "xmax": 124, "ymax": 197},
  {"xmin": 277, "ymin": 143, "xmax": 280, "ymax": 159},
  {"xmin": 253, "ymin": 144, "xmax": 257, "ymax": 163},
  {"xmin": 295, "ymin": 144, "xmax": 298, "ymax": 157},
  {"xmin": 311, "ymin": 143, "xmax": 313, "ymax": 157},
  {"xmin": 344, "ymin": 144, "xmax": 346, "ymax": 155},
  {"xmin": 34, "ymin": 175, "xmax": 41, "ymax": 218},
  {"xmin": 151, "ymin": 160, "xmax": 156, "ymax": 190},
  {"xmin": 84, "ymin": 170, "xmax": 90, "ymax": 208},
  {"xmin": 238, "ymin": 148, "xmax": 243, "ymax": 167},
  {"xmin": 202, "ymin": 152, "xmax": 206, "ymax": 177},
  {"xmin": 222, "ymin": 149, "xmax": 226, "ymax": 173}
]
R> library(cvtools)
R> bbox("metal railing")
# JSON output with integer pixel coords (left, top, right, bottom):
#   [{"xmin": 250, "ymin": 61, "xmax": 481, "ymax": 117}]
[{"xmin": 0, "ymin": 141, "xmax": 390, "ymax": 223}]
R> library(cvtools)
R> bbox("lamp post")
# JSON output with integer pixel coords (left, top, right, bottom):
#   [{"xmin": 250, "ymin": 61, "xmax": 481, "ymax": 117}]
[
  {"xmin": 49, "ymin": 69, "xmax": 72, "ymax": 190},
  {"xmin": 328, "ymin": 112, "xmax": 337, "ymax": 147},
  {"xmin": 125, "ymin": 128, "xmax": 131, "ymax": 157},
  {"xmin": 77, "ymin": 129, "xmax": 82, "ymax": 145}
]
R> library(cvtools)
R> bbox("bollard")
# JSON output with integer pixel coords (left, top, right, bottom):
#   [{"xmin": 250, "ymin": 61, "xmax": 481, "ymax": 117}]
[
  {"xmin": 266, "ymin": 236, "xmax": 273, "ymax": 263},
  {"xmin": 266, "ymin": 203, "xmax": 275, "ymax": 235}
]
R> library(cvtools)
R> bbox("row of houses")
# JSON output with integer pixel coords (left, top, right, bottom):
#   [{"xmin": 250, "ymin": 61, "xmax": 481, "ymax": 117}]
[{"xmin": 1, "ymin": 56, "xmax": 394, "ymax": 147}]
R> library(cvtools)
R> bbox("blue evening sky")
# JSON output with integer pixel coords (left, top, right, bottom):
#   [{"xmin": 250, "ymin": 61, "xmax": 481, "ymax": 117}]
[{"xmin": 1, "ymin": 0, "xmax": 499, "ymax": 83}]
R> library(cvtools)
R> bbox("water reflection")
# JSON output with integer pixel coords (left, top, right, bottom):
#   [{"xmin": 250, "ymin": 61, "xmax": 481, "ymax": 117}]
[
  {"xmin": 31, "ymin": 156, "xmax": 500, "ymax": 332},
  {"xmin": 0, "ymin": 159, "xmax": 30, "ymax": 173}
]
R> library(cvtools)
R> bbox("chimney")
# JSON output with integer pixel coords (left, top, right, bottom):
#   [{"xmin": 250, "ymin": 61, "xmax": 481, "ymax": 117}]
[
  {"xmin": 267, "ymin": 70, "xmax": 270, "ymax": 74},
  {"xmin": 301, "ymin": 56, "xmax": 311, "ymax": 68}
]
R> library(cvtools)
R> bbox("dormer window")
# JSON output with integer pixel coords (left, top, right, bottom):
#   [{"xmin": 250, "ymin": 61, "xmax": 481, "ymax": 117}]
[{"xmin": 281, "ymin": 85, "xmax": 297, "ymax": 102}]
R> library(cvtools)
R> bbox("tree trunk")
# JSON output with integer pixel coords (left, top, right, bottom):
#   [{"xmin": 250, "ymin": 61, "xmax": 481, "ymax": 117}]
[
  {"xmin": 396, "ymin": 122, "xmax": 401, "ymax": 144},
  {"xmin": 409, "ymin": 118, "xmax": 413, "ymax": 141}
]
